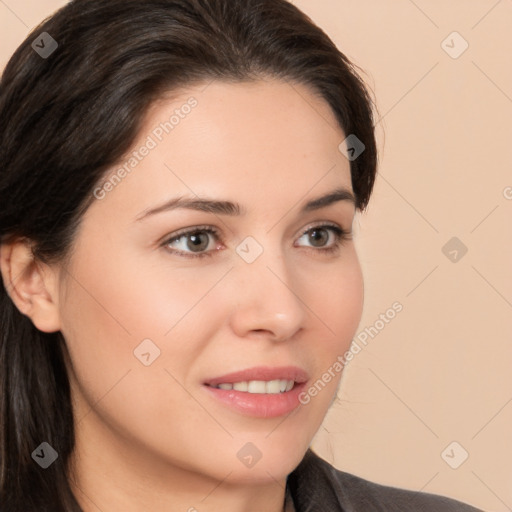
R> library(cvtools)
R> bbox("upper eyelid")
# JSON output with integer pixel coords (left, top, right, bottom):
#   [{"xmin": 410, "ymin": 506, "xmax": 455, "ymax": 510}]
[
  {"xmin": 298, "ymin": 221, "xmax": 348, "ymax": 235},
  {"xmin": 165, "ymin": 224, "xmax": 219, "ymax": 241},
  {"xmin": 167, "ymin": 221, "xmax": 344, "ymax": 236}
]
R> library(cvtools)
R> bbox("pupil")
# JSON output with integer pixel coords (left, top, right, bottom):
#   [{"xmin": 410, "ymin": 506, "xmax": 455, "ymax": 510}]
[
  {"xmin": 188, "ymin": 232, "xmax": 208, "ymax": 252},
  {"xmin": 310, "ymin": 229, "xmax": 328, "ymax": 247}
]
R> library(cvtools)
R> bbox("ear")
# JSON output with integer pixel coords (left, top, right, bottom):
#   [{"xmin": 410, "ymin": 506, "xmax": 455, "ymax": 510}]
[{"xmin": 0, "ymin": 239, "xmax": 61, "ymax": 333}]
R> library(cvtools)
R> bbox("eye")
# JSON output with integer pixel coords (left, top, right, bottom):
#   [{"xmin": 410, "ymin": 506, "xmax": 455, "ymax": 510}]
[
  {"xmin": 295, "ymin": 224, "xmax": 351, "ymax": 253},
  {"xmin": 161, "ymin": 223, "xmax": 351, "ymax": 259},
  {"xmin": 163, "ymin": 226, "xmax": 221, "ymax": 259}
]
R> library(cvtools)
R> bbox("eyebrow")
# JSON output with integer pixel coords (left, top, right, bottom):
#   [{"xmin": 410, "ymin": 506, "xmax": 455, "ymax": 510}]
[{"xmin": 135, "ymin": 186, "xmax": 355, "ymax": 221}]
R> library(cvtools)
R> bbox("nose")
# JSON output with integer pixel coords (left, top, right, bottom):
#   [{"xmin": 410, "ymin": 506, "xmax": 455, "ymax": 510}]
[{"xmin": 228, "ymin": 250, "xmax": 307, "ymax": 342}]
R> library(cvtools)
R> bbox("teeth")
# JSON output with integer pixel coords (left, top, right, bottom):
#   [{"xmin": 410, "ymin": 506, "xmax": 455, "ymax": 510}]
[
  {"xmin": 213, "ymin": 379, "xmax": 295, "ymax": 394},
  {"xmin": 233, "ymin": 381, "xmax": 248, "ymax": 392}
]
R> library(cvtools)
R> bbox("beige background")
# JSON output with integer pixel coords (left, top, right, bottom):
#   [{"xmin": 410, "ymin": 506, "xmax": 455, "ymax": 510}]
[{"xmin": 1, "ymin": 1, "xmax": 511, "ymax": 510}]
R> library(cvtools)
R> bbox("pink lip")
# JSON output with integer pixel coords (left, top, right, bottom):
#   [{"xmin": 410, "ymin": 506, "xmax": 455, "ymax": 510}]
[
  {"xmin": 203, "ymin": 365, "xmax": 309, "ymax": 386},
  {"xmin": 202, "ymin": 366, "xmax": 309, "ymax": 418}
]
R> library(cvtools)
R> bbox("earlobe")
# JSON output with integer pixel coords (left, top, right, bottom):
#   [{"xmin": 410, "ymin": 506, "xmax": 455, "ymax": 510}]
[{"xmin": 0, "ymin": 240, "xmax": 61, "ymax": 333}]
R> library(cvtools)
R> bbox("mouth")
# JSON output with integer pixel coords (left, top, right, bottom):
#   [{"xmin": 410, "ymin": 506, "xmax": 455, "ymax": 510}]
[{"xmin": 202, "ymin": 366, "xmax": 309, "ymax": 418}]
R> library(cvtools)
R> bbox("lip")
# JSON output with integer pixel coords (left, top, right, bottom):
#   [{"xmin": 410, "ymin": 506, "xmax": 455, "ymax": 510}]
[
  {"xmin": 202, "ymin": 365, "xmax": 309, "ymax": 418},
  {"xmin": 203, "ymin": 365, "xmax": 309, "ymax": 387}
]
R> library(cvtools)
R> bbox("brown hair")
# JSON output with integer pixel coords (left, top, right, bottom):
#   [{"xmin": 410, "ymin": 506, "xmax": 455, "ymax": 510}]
[{"xmin": 0, "ymin": 0, "xmax": 377, "ymax": 509}]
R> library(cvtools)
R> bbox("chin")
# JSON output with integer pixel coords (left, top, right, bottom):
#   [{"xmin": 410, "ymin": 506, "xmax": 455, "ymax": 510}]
[{"xmin": 219, "ymin": 434, "xmax": 311, "ymax": 484}]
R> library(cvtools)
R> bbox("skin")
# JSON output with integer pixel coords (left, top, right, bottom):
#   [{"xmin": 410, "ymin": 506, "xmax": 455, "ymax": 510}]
[{"xmin": 0, "ymin": 79, "xmax": 364, "ymax": 512}]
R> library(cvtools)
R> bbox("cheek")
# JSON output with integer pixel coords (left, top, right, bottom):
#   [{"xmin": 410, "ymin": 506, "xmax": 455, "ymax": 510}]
[
  {"xmin": 58, "ymin": 262, "xmax": 139, "ymax": 422},
  {"xmin": 58, "ymin": 257, "xmax": 220, "ymax": 472},
  {"xmin": 296, "ymin": 253, "xmax": 363, "ymax": 410},
  {"xmin": 327, "ymin": 257, "xmax": 364, "ymax": 345},
  {"xmin": 303, "ymin": 250, "xmax": 364, "ymax": 353},
  {"xmin": 57, "ymin": 246, "xmax": 227, "ymax": 431}
]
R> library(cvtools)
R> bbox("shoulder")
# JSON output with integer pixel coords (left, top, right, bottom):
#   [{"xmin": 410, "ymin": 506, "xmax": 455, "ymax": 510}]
[{"xmin": 287, "ymin": 449, "xmax": 483, "ymax": 512}]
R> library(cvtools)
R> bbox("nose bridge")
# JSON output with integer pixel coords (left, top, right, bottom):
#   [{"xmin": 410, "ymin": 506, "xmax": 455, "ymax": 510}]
[{"xmin": 229, "ymin": 237, "xmax": 306, "ymax": 340}]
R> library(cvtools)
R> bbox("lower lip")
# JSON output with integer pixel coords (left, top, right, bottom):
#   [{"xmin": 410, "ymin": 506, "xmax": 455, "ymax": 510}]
[{"xmin": 202, "ymin": 382, "xmax": 307, "ymax": 418}]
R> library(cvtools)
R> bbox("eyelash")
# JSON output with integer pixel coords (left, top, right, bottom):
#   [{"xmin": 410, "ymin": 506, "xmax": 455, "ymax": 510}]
[{"xmin": 161, "ymin": 223, "xmax": 352, "ymax": 260}]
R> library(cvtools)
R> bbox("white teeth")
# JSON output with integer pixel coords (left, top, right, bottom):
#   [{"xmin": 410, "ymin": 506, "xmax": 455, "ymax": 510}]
[
  {"xmin": 248, "ymin": 380, "xmax": 267, "ymax": 393},
  {"xmin": 265, "ymin": 379, "xmax": 281, "ymax": 394},
  {"xmin": 233, "ymin": 381, "xmax": 248, "ymax": 392},
  {"xmin": 213, "ymin": 379, "xmax": 295, "ymax": 394}
]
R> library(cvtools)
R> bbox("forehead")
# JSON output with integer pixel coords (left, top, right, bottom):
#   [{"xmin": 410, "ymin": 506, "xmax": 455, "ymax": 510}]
[{"xmin": 88, "ymin": 79, "xmax": 352, "ymax": 222}]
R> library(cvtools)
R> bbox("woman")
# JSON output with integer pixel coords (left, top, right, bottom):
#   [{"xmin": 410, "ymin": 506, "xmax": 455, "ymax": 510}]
[{"xmin": 0, "ymin": 0, "xmax": 482, "ymax": 510}]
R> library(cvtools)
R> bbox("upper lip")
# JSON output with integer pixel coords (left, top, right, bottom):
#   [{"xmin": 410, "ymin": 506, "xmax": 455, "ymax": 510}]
[{"xmin": 203, "ymin": 366, "xmax": 309, "ymax": 386}]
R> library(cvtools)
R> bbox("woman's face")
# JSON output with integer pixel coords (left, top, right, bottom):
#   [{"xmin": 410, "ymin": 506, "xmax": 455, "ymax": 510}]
[{"xmin": 57, "ymin": 79, "xmax": 363, "ymax": 488}]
